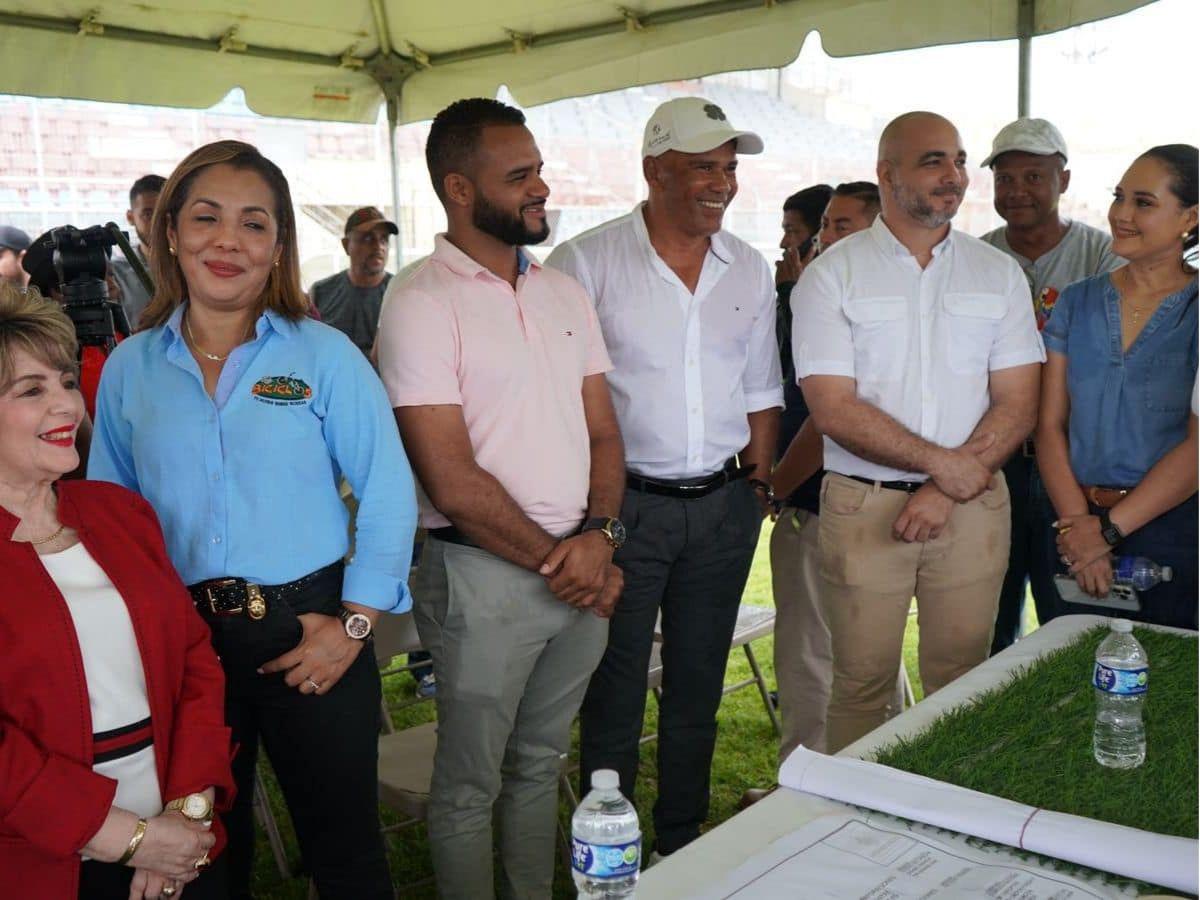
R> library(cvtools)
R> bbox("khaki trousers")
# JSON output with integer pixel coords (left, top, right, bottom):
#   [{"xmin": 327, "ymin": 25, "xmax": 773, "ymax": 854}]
[
  {"xmin": 819, "ymin": 472, "xmax": 1010, "ymax": 753},
  {"xmin": 771, "ymin": 508, "xmax": 905, "ymax": 760}
]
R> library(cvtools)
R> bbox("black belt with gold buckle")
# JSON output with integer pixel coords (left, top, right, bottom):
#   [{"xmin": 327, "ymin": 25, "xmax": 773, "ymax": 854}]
[{"xmin": 187, "ymin": 561, "xmax": 343, "ymax": 620}]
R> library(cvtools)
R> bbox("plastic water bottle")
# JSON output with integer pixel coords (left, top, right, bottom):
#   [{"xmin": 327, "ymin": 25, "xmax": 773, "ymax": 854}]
[
  {"xmin": 571, "ymin": 769, "xmax": 640, "ymax": 898},
  {"xmin": 1092, "ymin": 619, "xmax": 1148, "ymax": 769},
  {"xmin": 1112, "ymin": 556, "xmax": 1174, "ymax": 591}
]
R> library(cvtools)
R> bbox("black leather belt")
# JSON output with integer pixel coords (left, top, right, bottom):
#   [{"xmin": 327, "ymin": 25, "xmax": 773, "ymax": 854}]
[
  {"xmin": 845, "ymin": 473, "xmax": 925, "ymax": 494},
  {"xmin": 188, "ymin": 561, "xmax": 343, "ymax": 620},
  {"xmin": 428, "ymin": 525, "xmax": 480, "ymax": 549},
  {"xmin": 626, "ymin": 457, "xmax": 755, "ymax": 499}
]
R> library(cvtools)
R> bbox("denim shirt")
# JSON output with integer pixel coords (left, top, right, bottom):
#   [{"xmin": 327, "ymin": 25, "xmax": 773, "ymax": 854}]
[{"xmin": 1042, "ymin": 273, "xmax": 1197, "ymax": 487}]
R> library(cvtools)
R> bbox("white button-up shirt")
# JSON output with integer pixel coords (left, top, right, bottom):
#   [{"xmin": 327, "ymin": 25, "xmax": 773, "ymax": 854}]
[
  {"xmin": 547, "ymin": 203, "xmax": 783, "ymax": 480},
  {"xmin": 792, "ymin": 215, "xmax": 1045, "ymax": 483}
]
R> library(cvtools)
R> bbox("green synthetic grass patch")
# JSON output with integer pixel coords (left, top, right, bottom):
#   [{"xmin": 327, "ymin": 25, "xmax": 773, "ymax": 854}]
[{"xmin": 873, "ymin": 625, "xmax": 1199, "ymax": 840}]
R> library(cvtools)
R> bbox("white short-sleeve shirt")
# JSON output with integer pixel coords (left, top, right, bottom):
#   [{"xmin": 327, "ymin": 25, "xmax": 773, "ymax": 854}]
[
  {"xmin": 792, "ymin": 215, "xmax": 1045, "ymax": 483},
  {"xmin": 546, "ymin": 204, "xmax": 784, "ymax": 480}
]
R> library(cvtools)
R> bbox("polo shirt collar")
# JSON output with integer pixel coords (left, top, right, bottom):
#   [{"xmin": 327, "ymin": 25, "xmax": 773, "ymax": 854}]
[
  {"xmin": 431, "ymin": 233, "xmax": 540, "ymax": 282},
  {"xmin": 871, "ymin": 214, "xmax": 955, "ymax": 260},
  {"xmin": 630, "ymin": 201, "xmax": 734, "ymax": 267}
]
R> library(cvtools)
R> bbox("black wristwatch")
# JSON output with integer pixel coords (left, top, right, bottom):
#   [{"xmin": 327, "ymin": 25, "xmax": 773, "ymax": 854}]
[
  {"xmin": 1098, "ymin": 510, "xmax": 1125, "ymax": 548},
  {"xmin": 581, "ymin": 517, "xmax": 626, "ymax": 550}
]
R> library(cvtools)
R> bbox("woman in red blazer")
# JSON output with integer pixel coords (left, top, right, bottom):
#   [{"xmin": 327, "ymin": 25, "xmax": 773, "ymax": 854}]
[{"xmin": 0, "ymin": 284, "xmax": 235, "ymax": 900}]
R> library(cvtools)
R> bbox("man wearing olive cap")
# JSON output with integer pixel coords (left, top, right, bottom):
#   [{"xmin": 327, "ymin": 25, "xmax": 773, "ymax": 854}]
[
  {"xmin": 547, "ymin": 96, "xmax": 782, "ymax": 856},
  {"xmin": 310, "ymin": 206, "xmax": 399, "ymax": 356}
]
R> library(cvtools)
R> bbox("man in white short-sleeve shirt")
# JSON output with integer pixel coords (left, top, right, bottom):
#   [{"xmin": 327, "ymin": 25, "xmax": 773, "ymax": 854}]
[
  {"xmin": 547, "ymin": 96, "xmax": 782, "ymax": 856},
  {"xmin": 794, "ymin": 111, "xmax": 1044, "ymax": 752}
]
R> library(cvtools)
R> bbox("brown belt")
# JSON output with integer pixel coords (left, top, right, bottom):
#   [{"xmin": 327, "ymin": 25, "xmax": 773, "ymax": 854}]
[{"xmin": 1083, "ymin": 485, "xmax": 1130, "ymax": 509}]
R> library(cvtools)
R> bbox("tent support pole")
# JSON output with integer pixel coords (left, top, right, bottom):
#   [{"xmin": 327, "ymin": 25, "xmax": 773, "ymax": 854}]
[
  {"xmin": 386, "ymin": 93, "xmax": 404, "ymax": 270},
  {"xmin": 1017, "ymin": 0, "xmax": 1035, "ymax": 117}
]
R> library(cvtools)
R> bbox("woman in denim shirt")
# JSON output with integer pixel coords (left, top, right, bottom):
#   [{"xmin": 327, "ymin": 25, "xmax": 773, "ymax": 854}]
[{"xmin": 1037, "ymin": 144, "xmax": 1198, "ymax": 628}]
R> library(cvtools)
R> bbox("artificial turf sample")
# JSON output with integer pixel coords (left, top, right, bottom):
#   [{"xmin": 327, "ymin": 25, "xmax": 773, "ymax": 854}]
[{"xmin": 873, "ymin": 625, "xmax": 1198, "ymax": 839}]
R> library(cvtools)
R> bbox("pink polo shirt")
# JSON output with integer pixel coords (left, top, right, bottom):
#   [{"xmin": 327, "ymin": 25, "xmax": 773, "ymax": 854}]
[{"xmin": 377, "ymin": 234, "xmax": 612, "ymax": 536}]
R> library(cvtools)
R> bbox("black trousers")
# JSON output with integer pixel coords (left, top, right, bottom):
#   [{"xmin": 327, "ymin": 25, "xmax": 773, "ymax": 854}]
[
  {"xmin": 579, "ymin": 479, "xmax": 761, "ymax": 855},
  {"xmin": 202, "ymin": 567, "xmax": 393, "ymax": 900},
  {"xmin": 78, "ymin": 853, "xmax": 227, "ymax": 899},
  {"xmin": 991, "ymin": 453, "xmax": 1060, "ymax": 654}
]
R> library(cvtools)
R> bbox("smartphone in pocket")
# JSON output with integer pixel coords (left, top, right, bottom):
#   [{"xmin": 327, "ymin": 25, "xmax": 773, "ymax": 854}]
[{"xmin": 1053, "ymin": 574, "xmax": 1141, "ymax": 612}]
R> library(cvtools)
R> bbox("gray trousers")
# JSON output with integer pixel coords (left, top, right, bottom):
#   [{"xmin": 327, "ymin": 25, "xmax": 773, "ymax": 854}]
[{"xmin": 412, "ymin": 537, "xmax": 609, "ymax": 900}]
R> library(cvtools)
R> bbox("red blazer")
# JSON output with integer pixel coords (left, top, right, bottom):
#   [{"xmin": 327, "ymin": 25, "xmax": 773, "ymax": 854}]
[{"xmin": 0, "ymin": 480, "xmax": 235, "ymax": 899}]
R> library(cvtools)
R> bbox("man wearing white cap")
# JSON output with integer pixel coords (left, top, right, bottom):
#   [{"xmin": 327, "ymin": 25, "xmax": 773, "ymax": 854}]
[
  {"xmin": 547, "ymin": 96, "xmax": 782, "ymax": 856},
  {"xmin": 980, "ymin": 118, "xmax": 1122, "ymax": 651}
]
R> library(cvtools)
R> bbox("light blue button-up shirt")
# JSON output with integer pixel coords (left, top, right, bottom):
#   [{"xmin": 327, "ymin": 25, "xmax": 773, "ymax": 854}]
[{"xmin": 89, "ymin": 304, "xmax": 417, "ymax": 612}]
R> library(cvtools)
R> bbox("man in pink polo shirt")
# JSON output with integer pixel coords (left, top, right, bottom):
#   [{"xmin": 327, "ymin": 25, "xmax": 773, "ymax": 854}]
[{"xmin": 376, "ymin": 98, "xmax": 626, "ymax": 900}]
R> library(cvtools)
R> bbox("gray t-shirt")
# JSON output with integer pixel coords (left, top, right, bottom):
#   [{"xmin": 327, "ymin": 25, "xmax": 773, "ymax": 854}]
[
  {"xmin": 981, "ymin": 219, "xmax": 1122, "ymax": 330},
  {"xmin": 111, "ymin": 246, "xmax": 153, "ymax": 331},
  {"xmin": 310, "ymin": 270, "xmax": 391, "ymax": 355}
]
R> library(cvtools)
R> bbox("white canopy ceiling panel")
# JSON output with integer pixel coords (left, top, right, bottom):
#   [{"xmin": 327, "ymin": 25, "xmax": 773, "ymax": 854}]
[{"xmin": 0, "ymin": 0, "xmax": 1158, "ymax": 124}]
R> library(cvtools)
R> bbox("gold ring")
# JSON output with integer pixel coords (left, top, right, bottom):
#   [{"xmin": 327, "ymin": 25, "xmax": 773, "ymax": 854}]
[
  {"xmin": 194, "ymin": 852, "xmax": 211, "ymax": 870},
  {"xmin": 306, "ymin": 679, "xmax": 321, "ymax": 691},
  {"xmin": 161, "ymin": 885, "xmax": 177, "ymax": 898},
  {"xmin": 1056, "ymin": 525, "xmax": 1073, "ymax": 535}
]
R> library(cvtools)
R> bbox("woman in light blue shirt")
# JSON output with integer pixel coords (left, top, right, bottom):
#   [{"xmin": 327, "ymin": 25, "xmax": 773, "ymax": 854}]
[
  {"xmin": 90, "ymin": 140, "xmax": 416, "ymax": 899},
  {"xmin": 1037, "ymin": 144, "xmax": 1197, "ymax": 628}
]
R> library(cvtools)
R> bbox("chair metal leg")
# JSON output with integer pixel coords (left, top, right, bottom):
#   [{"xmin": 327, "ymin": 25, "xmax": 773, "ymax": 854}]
[
  {"xmin": 253, "ymin": 768, "xmax": 292, "ymax": 879},
  {"xmin": 742, "ymin": 643, "xmax": 782, "ymax": 737},
  {"xmin": 901, "ymin": 663, "xmax": 916, "ymax": 709}
]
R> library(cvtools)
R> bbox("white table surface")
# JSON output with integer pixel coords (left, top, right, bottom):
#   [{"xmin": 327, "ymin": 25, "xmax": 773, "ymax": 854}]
[{"xmin": 637, "ymin": 615, "xmax": 1192, "ymax": 899}]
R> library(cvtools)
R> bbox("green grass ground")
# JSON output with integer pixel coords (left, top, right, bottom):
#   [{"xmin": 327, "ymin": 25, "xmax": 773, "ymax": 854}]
[{"xmin": 250, "ymin": 521, "xmax": 1041, "ymax": 898}]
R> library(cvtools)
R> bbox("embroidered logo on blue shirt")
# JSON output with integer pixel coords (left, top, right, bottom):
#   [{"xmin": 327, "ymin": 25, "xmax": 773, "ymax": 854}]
[{"xmin": 251, "ymin": 374, "xmax": 313, "ymax": 406}]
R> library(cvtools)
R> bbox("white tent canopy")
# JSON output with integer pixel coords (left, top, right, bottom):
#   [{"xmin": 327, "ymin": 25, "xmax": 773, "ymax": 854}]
[{"xmin": 0, "ymin": 0, "xmax": 1154, "ymax": 125}]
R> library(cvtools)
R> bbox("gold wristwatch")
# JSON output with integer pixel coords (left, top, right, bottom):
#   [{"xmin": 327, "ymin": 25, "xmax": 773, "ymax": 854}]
[{"xmin": 166, "ymin": 792, "xmax": 214, "ymax": 823}]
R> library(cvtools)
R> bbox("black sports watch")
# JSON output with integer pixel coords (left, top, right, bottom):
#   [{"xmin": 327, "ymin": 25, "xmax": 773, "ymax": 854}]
[
  {"xmin": 581, "ymin": 517, "xmax": 626, "ymax": 550},
  {"xmin": 1098, "ymin": 510, "xmax": 1125, "ymax": 548}
]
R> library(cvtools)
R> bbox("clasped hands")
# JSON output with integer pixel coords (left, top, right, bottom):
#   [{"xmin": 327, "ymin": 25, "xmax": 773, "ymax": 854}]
[
  {"xmin": 891, "ymin": 433, "xmax": 997, "ymax": 543},
  {"xmin": 539, "ymin": 531, "xmax": 623, "ymax": 618},
  {"xmin": 1054, "ymin": 513, "xmax": 1114, "ymax": 598}
]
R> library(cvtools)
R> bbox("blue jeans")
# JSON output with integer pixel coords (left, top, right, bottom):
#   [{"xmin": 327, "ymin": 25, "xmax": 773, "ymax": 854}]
[{"xmin": 1047, "ymin": 493, "xmax": 1198, "ymax": 630}]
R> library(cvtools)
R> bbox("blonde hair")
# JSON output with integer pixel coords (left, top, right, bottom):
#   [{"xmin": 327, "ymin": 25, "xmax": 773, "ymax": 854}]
[
  {"xmin": 139, "ymin": 140, "xmax": 309, "ymax": 329},
  {"xmin": 0, "ymin": 282, "xmax": 78, "ymax": 388}
]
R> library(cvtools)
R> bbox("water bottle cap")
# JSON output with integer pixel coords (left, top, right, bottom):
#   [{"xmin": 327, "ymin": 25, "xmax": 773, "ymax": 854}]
[
  {"xmin": 1110, "ymin": 618, "xmax": 1133, "ymax": 633},
  {"xmin": 591, "ymin": 769, "xmax": 620, "ymax": 790},
  {"xmin": 1161, "ymin": 565, "xmax": 1174, "ymax": 582}
]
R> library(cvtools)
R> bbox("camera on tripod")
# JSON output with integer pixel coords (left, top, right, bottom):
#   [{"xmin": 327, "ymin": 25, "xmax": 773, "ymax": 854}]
[{"xmin": 46, "ymin": 224, "xmax": 133, "ymax": 354}]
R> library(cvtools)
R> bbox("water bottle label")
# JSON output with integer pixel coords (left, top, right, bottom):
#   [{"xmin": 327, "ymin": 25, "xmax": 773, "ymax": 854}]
[
  {"xmin": 1113, "ymin": 557, "xmax": 1136, "ymax": 582},
  {"xmin": 1093, "ymin": 663, "xmax": 1147, "ymax": 695},
  {"xmin": 571, "ymin": 836, "xmax": 641, "ymax": 879}
]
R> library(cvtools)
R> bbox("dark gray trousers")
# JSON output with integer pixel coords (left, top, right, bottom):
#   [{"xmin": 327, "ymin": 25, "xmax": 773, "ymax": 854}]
[{"xmin": 579, "ymin": 479, "xmax": 761, "ymax": 854}]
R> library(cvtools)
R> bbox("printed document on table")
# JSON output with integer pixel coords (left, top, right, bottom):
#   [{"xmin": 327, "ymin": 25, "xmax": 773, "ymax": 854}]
[{"xmin": 692, "ymin": 813, "xmax": 1130, "ymax": 900}]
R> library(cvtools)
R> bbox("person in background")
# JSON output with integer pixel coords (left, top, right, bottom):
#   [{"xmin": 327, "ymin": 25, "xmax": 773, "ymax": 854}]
[
  {"xmin": 1037, "ymin": 144, "xmax": 1198, "ymax": 629},
  {"xmin": 797, "ymin": 112, "xmax": 1043, "ymax": 753},
  {"xmin": 548, "ymin": 96, "xmax": 782, "ymax": 859},
  {"xmin": 0, "ymin": 282, "xmax": 233, "ymax": 900},
  {"xmin": 980, "ymin": 118, "xmax": 1123, "ymax": 647},
  {"xmin": 89, "ymin": 140, "xmax": 417, "ymax": 900},
  {"xmin": 770, "ymin": 180, "xmax": 887, "ymax": 764},
  {"xmin": 381, "ymin": 98, "xmax": 623, "ymax": 899},
  {"xmin": 775, "ymin": 185, "xmax": 830, "ymax": 294},
  {"xmin": 818, "ymin": 181, "xmax": 882, "ymax": 252},
  {"xmin": 0, "ymin": 225, "xmax": 30, "ymax": 287},
  {"xmin": 310, "ymin": 207, "xmax": 397, "ymax": 357},
  {"xmin": 112, "ymin": 175, "xmax": 166, "ymax": 329}
]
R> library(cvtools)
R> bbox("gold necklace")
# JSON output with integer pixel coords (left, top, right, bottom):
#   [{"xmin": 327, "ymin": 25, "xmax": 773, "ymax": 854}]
[
  {"xmin": 28, "ymin": 523, "xmax": 66, "ymax": 546},
  {"xmin": 185, "ymin": 315, "xmax": 231, "ymax": 362}
]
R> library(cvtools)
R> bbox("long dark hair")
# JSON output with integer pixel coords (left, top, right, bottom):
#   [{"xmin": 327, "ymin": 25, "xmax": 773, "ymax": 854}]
[{"xmin": 1139, "ymin": 143, "xmax": 1198, "ymax": 271}]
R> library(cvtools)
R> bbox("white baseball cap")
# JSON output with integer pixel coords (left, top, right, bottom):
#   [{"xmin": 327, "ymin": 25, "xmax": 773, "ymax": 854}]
[
  {"xmin": 982, "ymin": 117, "xmax": 1069, "ymax": 168},
  {"xmin": 642, "ymin": 97, "xmax": 764, "ymax": 159}
]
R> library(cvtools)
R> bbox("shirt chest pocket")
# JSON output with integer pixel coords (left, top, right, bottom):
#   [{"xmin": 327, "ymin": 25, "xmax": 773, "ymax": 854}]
[
  {"xmin": 844, "ymin": 296, "xmax": 906, "ymax": 382},
  {"xmin": 942, "ymin": 293, "xmax": 1006, "ymax": 374}
]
